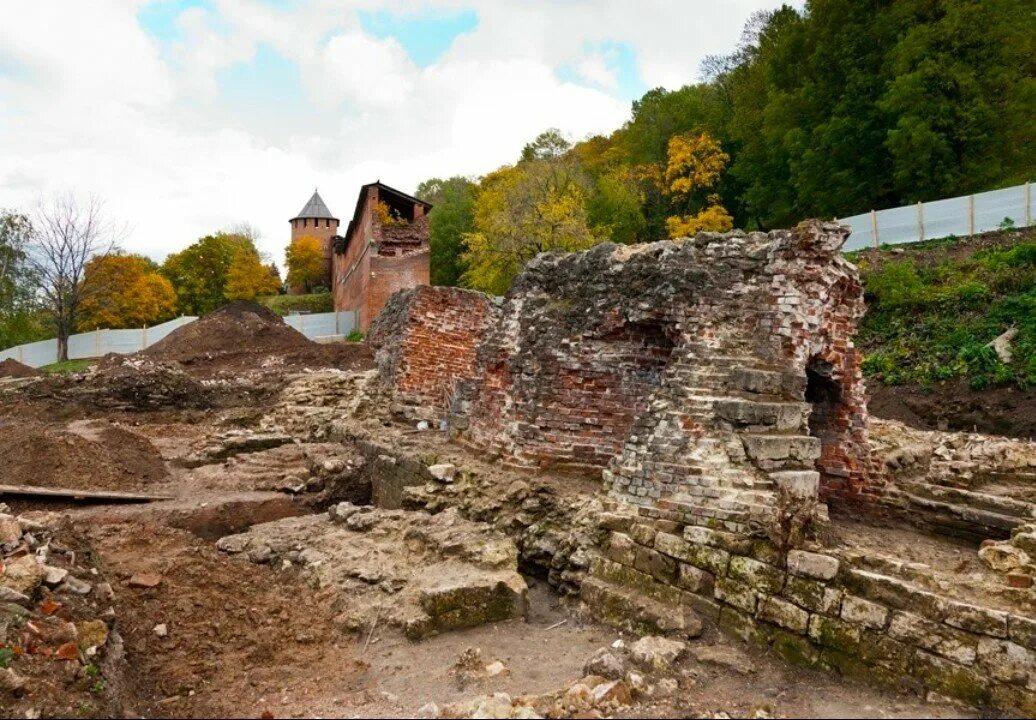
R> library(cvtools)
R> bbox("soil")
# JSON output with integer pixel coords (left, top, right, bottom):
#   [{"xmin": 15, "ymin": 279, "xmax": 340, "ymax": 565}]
[
  {"xmin": 868, "ymin": 380, "xmax": 1036, "ymax": 439},
  {"xmin": 0, "ymin": 358, "xmax": 40, "ymax": 378},
  {"xmin": 138, "ymin": 300, "xmax": 373, "ymax": 376},
  {"xmin": 0, "ymin": 418, "xmax": 168, "ymax": 492},
  {"xmin": 87, "ymin": 521, "xmax": 368, "ymax": 718}
]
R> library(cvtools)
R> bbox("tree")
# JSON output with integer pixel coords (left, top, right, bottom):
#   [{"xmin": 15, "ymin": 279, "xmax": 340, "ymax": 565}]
[
  {"xmin": 77, "ymin": 253, "xmax": 177, "ymax": 331},
  {"xmin": 285, "ymin": 235, "xmax": 325, "ymax": 293},
  {"xmin": 161, "ymin": 231, "xmax": 268, "ymax": 314},
  {"xmin": 416, "ymin": 176, "xmax": 477, "ymax": 286},
  {"xmin": 0, "ymin": 210, "xmax": 44, "ymax": 349},
  {"xmin": 27, "ymin": 194, "xmax": 120, "ymax": 361},
  {"xmin": 585, "ymin": 167, "xmax": 646, "ymax": 245},
  {"xmin": 662, "ymin": 132, "xmax": 734, "ymax": 237},
  {"xmin": 462, "ymin": 147, "xmax": 603, "ymax": 295},
  {"xmin": 520, "ymin": 128, "xmax": 571, "ymax": 162},
  {"xmin": 225, "ymin": 245, "xmax": 280, "ymax": 301}
]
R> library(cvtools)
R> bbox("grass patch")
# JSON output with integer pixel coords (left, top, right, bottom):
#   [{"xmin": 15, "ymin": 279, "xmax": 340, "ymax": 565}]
[
  {"xmin": 258, "ymin": 292, "xmax": 333, "ymax": 316},
  {"xmin": 40, "ymin": 358, "xmax": 95, "ymax": 374},
  {"xmin": 852, "ymin": 229, "xmax": 1035, "ymax": 389}
]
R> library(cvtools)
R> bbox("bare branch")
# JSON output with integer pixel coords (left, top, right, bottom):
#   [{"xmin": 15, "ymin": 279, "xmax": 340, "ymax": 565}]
[{"xmin": 26, "ymin": 192, "xmax": 125, "ymax": 360}]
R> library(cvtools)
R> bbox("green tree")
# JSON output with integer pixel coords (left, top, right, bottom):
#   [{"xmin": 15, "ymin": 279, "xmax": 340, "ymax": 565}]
[
  {"xmin": 161, "ymin": 231, "xmax": 268, "ymax": 314},
  {"xmin": 0, "ymin": 210, "xmax": 45, "ymax": 349},
  {"xmin": 416, "ymin": 176, "xmax": 477, "ymax": 287}
]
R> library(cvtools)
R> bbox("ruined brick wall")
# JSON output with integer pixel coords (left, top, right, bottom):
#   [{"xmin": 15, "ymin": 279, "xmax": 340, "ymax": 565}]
[
  {"xmin": 458, "ymin": 222, "xmax": 879, "ymax": 534},
  {"xmin": 334, "ymin": 189, "xmax": 432, "ymax": 331},
  {"xmin": 367, "ymin": 221, "xmax": 881, "ymax": 529},
  {"xmin": 332, "ymin": 195, "xmax": 374, "ymax": 320},
  {"xmin": 368, "ymin": 285, "xmax": 492, "ymax": 418}
]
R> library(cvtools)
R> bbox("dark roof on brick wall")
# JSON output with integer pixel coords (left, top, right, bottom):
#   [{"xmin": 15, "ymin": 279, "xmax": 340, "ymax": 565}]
[{"xmin": 343, "ymin": 181, "xmax": 433, "ymax": 246}]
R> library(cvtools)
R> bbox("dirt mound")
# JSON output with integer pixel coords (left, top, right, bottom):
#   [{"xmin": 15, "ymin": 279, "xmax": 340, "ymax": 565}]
[
  {"xmin": 0, "ymin": 357, "xmax": 40, "ymax": 378},
  {"xmin": 139, "ymin": 300, "xmax": 374, "ymax": 375},
  {"xmin": 0, "ymin": 418, "xmax": 168, "ymax": 492},
  {"xmin": 869, "ymin": 380, "xmax": 1035, "ymax": 439},
  {"xmin": 142, "ymin": 300, "xmax": 315, "ymax": 364}
]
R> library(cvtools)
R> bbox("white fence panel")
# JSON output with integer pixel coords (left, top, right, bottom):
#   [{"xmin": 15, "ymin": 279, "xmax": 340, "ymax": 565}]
[
  {"xmin": 67, "ymin": 331, "xmax": 101, "ymax": 360},
  {"xmin": 0, "ymin": 338, "xmax": 58, "ymax": 367},
  {"xmin": 842, "ymin": 181, "xmax": 1033, "ymax": 251},
  {"xmin": 2, "ymin": 310, "xmax": 359, "ymax": 368},
  {"xmin": 284, "ymin": 311, "xmax": 356, "ymax": 338}
]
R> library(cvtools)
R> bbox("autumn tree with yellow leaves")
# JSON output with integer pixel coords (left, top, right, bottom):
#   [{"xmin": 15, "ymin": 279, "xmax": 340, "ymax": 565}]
[
  {"xmin": 225, "ymin": 245, "xmax": 281, "ymax": 301},
  {"xmin": 285, "ymin": 235, "xmax": 325, "ymax": 293},
  {"xmin": 461, "ymin": 131, "xmax": 603, "ymax": 294},
  {"xmin": 662, "ymin": 132, "xmax": 733, "ymax": 238},
  {"xmin": 77, "ymin": 253, "xmax": 177, "ymax": 331}
]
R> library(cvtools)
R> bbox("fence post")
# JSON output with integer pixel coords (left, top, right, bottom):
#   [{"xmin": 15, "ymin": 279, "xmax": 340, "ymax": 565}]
[
  {"xmin": 969, "ymin": 194, "xmax": 975, "ymax": 237},
  {"xmin": 917, "ymin": 202, "xmax": 925, "ymax": 242},
  {"xmin": 870, "ymin": 210, "xmax": 879, "ymax": 248},
  {"xmin": 142, "ymin": 325, "xmax": 147, "ymax": 350},
  {"xmin": 94, "ymin": 329, "xmax": 100, "ymax": 357},
  {"xmin": 1026, "ymin": 181, "xmax": 1032, "ymax": 228},
  {"xmin": 335, "ymin": 311, "xmax": 340, "ymax": 336},
  {"xmin": 17, "ymin": 345, "xmax": 23, "ymax": 364}
]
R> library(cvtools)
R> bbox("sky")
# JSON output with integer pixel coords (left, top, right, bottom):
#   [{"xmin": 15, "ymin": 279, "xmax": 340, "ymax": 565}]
[{"xmin": 0, "ymin": 0, "xmax": 796, "ymax": 270}]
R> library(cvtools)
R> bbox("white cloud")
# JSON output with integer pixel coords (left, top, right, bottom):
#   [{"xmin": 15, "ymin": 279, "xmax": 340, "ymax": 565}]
[{"xmin": 0, "ymin": 0, "xmax": 794, "ymax": 271}]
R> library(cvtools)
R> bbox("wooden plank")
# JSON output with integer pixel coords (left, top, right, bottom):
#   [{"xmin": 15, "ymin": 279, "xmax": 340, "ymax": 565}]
[{"xmin": 0, "ymin": 484, "xmax": 172, "ymax": 503}]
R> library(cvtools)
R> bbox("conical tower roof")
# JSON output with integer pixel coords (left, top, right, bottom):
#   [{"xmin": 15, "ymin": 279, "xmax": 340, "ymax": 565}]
[{"xmin": 292, "ymin": 189, "xmax": 336, "ymax": 220}]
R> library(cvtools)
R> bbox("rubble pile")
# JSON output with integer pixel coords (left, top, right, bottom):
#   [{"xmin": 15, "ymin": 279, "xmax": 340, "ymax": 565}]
[
  {"xmin": 981, "ymin": 524, "xmax": 1036, "ymax": 589},
  {"xmin": 0, "ymin": 508, "xmax": 120, "ymax": 717},
  {"xmin": 28, "ymin": 356, "xmax": 216, "ymax": 411},
  {"xmin": 259, "ymin": 369, "xmax": 382, "ymax": 439},
  {"xmin": 184, "ymin": 429, "xmax": 369, "ymax": 501},
  {"xmin": 871, "ymin": 418, "xmax": 1036, "ymax": 540},
  {"xmin": 216, "ymin": 504, "xmax": 528, "ymax": 639},
  {"xmin": 402, "ymin": 460, "xmax": 608, "ymax": 596}
]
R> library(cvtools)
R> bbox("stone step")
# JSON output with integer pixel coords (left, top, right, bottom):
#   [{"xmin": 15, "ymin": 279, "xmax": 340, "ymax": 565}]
[
  {"xmin": 714, "ymin": 398, "xmax": 808, "ymax": 431},
  {"xmin": 728, "ymin": 366, "xmax": 806, "ymax": 398},
  {"xmin": 902, "ymin": 481, "xmax": 1035, "ymax": 522},
  {"xmin": 582, "ymin": 577, "xmax": 707, "ymax": 636},
  {"xmin": 741, "ymin": 434, "xmax": 821, "ymax": 464},
  {"xmin": 769, "ymin": 470, "xmax": 820, "ymax": 498}
]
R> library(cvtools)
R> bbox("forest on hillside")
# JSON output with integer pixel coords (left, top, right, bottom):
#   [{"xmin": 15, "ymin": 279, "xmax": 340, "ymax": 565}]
[{"xmin": 419, "ymin": 0, "xmax": 1034, "ymax": 294}]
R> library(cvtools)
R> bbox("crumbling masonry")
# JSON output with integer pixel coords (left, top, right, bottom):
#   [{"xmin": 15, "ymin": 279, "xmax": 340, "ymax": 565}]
[{"xmin": 367, "ymin": 221, "xmax": 1036, "ymax": 715}]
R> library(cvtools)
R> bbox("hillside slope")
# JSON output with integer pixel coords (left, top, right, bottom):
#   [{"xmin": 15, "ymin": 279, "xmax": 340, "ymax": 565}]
[{"xmin": 848, "ymin": 226, "xmax": 1035, "ymax": 438}]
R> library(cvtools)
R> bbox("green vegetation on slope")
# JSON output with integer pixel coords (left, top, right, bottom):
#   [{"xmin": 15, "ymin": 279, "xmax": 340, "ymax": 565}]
[
  {"xmin": 40, "ymin": 358, "xmax": 95, "ymax": 374},
  {"xmin": 851, "ymin": 229, "xmax": 1036, "ymax": 390},
  {"xmin": 258, "ymin": 292, "xmax": 333, "ymax": 316}
]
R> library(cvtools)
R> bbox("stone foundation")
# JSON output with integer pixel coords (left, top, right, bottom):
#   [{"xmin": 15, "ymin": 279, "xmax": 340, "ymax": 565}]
[{"xmin": 584, "ymin": 509, "xmax": 1035, "ymax": 714}]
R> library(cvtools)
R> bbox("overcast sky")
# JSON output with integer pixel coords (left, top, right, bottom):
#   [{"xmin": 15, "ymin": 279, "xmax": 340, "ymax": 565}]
[{"xmin": 0, "ymin": 0, "xmax": 797, "ymax": 269}]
